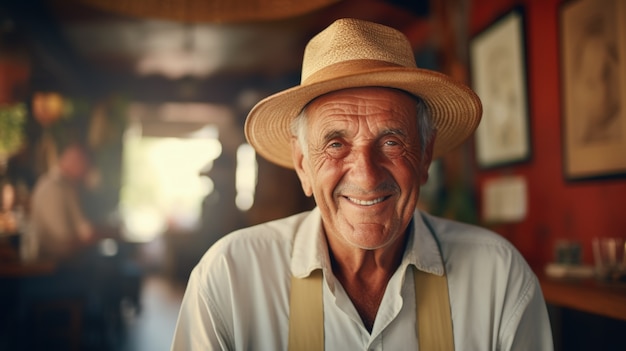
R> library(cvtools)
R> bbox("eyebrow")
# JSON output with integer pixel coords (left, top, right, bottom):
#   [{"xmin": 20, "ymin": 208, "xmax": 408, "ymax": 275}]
[
  {"xmin": 322, "ymin": 130, "xmax": 346, "ymax": 143},
  {"xmin": 381, "ymin": 128, "xmax": 406, "ymax": 138},
  {"xmin": 322, "ymin": 128, "xmax": 407, "ymax": 143}
]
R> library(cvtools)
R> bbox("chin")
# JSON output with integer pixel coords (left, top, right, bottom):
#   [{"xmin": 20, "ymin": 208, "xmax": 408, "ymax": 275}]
[{"xmin": 344, "ymin": 225, "xmax": 398, "ymax": 250}]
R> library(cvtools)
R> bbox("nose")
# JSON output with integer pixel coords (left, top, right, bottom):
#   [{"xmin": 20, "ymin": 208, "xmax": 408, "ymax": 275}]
[{"xmin": 349, "ymin": 146, "xmax": 385, "ymax": 190}]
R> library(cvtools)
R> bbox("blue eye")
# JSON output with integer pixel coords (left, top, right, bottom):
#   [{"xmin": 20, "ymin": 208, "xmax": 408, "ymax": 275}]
[
  {"xmin": 381, "ymin": 138, "xmax": 404, "ymax": 158},
  {"xmin": 325, "ymin": 140, "xmax": 349, "ymax": 159}
]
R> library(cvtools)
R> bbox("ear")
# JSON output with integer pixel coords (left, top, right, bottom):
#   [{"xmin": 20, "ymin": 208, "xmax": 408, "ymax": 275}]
[
  {"xmin": 291, "ymin": 137, "xmax": 313, "ymax": 197},
  {"xmin": 419, "ymin": 131, "xmax": 437, "ymax": 185}
]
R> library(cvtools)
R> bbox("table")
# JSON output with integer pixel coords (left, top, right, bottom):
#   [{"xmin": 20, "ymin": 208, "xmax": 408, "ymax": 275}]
[
  {"xmin": 0, "ymin": 259, "xmax": 57, "ymax": 277},
  {"xmin": 539, "ymin": 274, "xmax": 626, "ymax": 321},
  {"xmin": 539, "ymin": 274, "xmax": 626, "ymax": 350},
  {"xmin": 1, "ymin": 234, "xmax": 57, "ymax": 278}
]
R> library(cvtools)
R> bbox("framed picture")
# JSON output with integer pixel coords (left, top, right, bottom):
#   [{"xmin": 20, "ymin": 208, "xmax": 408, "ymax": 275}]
[
  {"xmin": 560, "ymin": 0, "xmax": 626, "ymax": 179},
  {"xmin": 469, "ymin": 7, "xmax": 531, "ymax": 168}
]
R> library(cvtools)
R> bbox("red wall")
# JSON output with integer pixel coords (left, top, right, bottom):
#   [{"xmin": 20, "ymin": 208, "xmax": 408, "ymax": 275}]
[
  {"xmin": 0, "ymin": 59, "xmax": 30, "ymax": 104},
  {"xmin": 470, "ymin": 0, "xmax": 626, "ymax": 270}
]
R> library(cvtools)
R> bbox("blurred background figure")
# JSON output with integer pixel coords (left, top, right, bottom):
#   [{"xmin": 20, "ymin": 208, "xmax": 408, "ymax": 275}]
[
  {"xmin": 0, "ymin": 182, "xmax": 18, "ymax": 234},
  {"xmin": 30, "ymin": 142, "xmax": 95, "ymax": 260},
  {"xmin": 165, "ymin": 153, "xmax": 245, "ymax": 283},
  {"xmin": 19, "ymin": 141, "xmax": 139, "ymax": 351},
  {"xmin": 198, "ymin": 153, "xmax": 242, "ymax": 250}
]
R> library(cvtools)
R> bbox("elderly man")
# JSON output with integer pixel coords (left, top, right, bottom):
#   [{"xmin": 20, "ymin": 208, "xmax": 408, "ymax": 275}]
[{"xmin": 172, "ymin": 18, "xmax": 553, "ymax": 350}]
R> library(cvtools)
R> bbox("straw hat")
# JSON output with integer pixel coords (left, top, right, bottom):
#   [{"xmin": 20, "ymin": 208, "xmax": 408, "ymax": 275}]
[{"xmin": 245, "ymin": 18, "xmax": 482, "ymax": 169}]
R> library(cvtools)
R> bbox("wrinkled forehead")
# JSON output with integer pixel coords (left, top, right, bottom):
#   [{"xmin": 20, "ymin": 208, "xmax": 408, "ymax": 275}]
[
  {"xmin": 303, "ymin": 88, "xmax": 421, "ymax": 138},
  {"xmin": 304, "ymin": 87, "xmax": 419, "ymax": 123}
]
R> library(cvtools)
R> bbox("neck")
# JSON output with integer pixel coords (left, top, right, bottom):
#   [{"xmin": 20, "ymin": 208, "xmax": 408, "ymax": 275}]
[
  {"xmin": 327, "ymin": 231, "xmax": 409, "ymax": 332},
  {"xmin": 327, "ymin": 227, "xmax": 409, "ymax": 278}
]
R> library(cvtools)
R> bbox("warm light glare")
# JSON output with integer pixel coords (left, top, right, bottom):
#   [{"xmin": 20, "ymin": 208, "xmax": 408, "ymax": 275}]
[
  {"xmin": 120, "ymin": 130, "xmax": 221, "ymax": 242},
  {"xmin": 235, "ymin": 143, "xmax": 257, "ymax": 211},
  {"xmin": 32, "ymin": 92, "xmax": 64, "ymax": 126}
]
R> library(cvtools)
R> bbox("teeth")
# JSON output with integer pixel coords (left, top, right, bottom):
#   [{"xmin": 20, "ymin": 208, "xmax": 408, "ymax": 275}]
[{"xmin": 347, "ymin": 197, "xmax": 385, "ymax": 206}]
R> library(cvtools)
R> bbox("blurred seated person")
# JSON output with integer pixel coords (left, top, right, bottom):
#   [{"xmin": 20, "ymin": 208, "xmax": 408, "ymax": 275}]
[
  {"xmin": 0, "ymin": 182, "xmax": 18, "ymax": 235},
  {"xmin": 0, "ymin": 182, "xmax": 19, "ymax": 263},
  {"xmin": 30, "ymin": 142, "xmax": 96, "ymax": 262},
  {"xmin": 22, "ymin": 143, "xmax": 141, "ymax": 340}
]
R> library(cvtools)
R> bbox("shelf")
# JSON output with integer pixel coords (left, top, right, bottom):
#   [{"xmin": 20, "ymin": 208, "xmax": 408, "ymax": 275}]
[{"xmin": 539, "ymin": 275, "xmax": 626, "ymax": 321}]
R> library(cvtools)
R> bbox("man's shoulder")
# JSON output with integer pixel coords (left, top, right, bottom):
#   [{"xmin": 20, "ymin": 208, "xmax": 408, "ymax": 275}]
[
  {"xmin": 420, "ymin": 212, "xmax": 512, "ymax": 248},
  {"xmin": 420, "ymin": 212, "xmax": 537, "ymax": 288},
  {"xmin": 32, "ymin": 171, "xmax": 65, "ymax": 196},
  {"xmin": 419, "ymin": 212, "xmax": 528, "ymax": 269},
  {"xmin": 190, "ymin": 211, "xmax": 315, "ymax": 299}
]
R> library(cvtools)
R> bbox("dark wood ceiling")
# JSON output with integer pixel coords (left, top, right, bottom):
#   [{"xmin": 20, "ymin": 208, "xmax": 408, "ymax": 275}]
[{"xmin": 2, "ymin": 0, "xmax": 432, "ymax": 133}]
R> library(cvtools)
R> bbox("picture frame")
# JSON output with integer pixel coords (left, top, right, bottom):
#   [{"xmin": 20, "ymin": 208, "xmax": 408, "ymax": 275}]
[
  {"xmin": 560, "ymin": 0, "xmax": 626, "ymax": 180},
  {"xmin": 469, "ymin": 7, "xmax": 531, "ymax": 168}
]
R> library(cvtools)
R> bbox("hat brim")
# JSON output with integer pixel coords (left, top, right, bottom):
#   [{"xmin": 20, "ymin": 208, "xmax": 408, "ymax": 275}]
[{"xmin": 245, "ymin": 66, "xmax": 482, "ymax": 169}]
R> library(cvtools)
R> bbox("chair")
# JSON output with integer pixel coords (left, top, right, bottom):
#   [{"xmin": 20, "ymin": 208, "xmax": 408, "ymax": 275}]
[{"xmin": 31, "ymin": 298, "xmax": 84, "ymax": 351}]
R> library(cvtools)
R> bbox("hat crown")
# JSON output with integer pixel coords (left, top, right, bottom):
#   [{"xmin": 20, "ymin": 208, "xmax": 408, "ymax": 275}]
[
  {"xmin": 301, "ymin": 18, "xmax": 417, "ymax": 83},
  {"xmin": 245, "ymin": 18, "xmax": 481, "ymax": 169}
]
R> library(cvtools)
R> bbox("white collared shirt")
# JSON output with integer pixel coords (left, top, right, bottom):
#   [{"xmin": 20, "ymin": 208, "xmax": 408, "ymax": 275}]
[{"xmin": 171, "ymin": 208, "xmax": 553, "ymax": 350}]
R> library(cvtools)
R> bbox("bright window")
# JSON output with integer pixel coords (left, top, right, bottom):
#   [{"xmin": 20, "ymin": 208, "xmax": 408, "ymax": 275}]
[{"xmin": 119, "ymin": 126, "xmax": 221, "ymax": 242}]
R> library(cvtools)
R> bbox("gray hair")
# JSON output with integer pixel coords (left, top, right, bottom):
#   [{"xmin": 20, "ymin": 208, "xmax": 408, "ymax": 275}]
[{"xmin": 290, "ymin": 96, "xmax": 436, "ymax": 159}]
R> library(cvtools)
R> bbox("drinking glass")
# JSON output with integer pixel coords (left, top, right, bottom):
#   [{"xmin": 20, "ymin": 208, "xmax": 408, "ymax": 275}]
[{"xmin": 592, "ymin": 237, "xmax": 626, "ymax": 283}]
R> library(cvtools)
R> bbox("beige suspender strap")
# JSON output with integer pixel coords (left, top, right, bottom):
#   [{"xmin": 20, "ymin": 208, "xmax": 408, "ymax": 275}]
[
  {"xmin": 414, "ymin": 266, "xmax": 455, "ymax": 351},
  {"xmin": 289, "ymin": 269, "xmax": 324, "ymax": 351},
  {"xmin": 288, "ymin": 267, "xmax": 454, "ymax": 350}
]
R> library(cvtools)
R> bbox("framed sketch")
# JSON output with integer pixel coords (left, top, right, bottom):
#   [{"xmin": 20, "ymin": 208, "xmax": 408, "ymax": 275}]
[
  {"xmin": 560, "ymin": 0, "xmax": 626, "ymax": 179},
  {"xmin": 469, "ymin": 7, "xmax": 531, "ymax": 168}
]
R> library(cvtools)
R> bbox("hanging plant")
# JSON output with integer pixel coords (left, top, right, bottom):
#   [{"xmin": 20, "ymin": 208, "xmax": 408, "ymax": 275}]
[{"xmin": 0, "ymin": 102, "xmax": 27, "ymax": 160}]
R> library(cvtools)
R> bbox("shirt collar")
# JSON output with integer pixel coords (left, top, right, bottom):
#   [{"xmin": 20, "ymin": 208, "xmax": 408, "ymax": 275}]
[
  {"xmin": 290, "ymin": 208, "xmax": 445, "ymax": 278},
  {"xmin": 403, "ymin": 211, "xmax": 445, "ymax": 276},
  {"xmin": 290, "ymin": 207, "xmax": 328, "ymax": 278}
]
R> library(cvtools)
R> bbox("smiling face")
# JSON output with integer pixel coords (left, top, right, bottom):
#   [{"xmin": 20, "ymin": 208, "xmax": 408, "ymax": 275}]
[{"xmin": 292, "ymin": 87, "xmax": 434, "ymax": 252}]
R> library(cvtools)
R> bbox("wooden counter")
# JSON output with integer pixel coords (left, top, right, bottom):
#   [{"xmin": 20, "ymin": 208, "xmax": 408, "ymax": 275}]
[
  {"xmin": 539, "ymin": 275, "xmax": 626, "ymax": 321},
  {"xmin": 0, "ymin": 260, "xmax": 57, "ymax": 277}
]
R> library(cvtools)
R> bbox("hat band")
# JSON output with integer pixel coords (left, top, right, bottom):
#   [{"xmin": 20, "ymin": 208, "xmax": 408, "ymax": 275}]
[{"xmin": 302, "ymin": 59, "xmax": 407, "ymax": 85}]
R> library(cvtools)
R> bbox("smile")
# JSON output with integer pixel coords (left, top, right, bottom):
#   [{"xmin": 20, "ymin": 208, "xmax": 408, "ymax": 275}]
[{"xmin": 345, "ymin": 196, "xmax": 387, "ymax": 206}]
